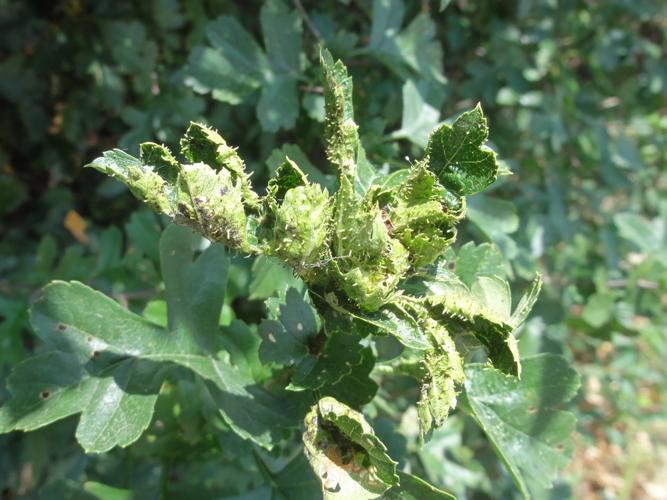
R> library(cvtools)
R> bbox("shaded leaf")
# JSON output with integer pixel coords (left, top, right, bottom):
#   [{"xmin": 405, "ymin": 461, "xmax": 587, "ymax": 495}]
[{"xmin": 464, "ymin": 354, "xmax": 581, "ymax": 498}]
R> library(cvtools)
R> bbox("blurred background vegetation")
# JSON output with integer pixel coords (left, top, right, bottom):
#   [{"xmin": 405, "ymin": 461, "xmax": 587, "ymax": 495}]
[{"xmin": 1, "ymin": 0, "xmax": 665, "ymax": 498}]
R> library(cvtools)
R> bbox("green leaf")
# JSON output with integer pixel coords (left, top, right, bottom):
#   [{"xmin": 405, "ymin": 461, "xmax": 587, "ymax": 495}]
[
  {"xmin": 385, "ymin": 471, "xmax": 455, "ymax": 499},
  {"xmin": 0, "ymin": 283, "xmax": 168, "ymax": 453},
  {"xmin": 248, "ymin": 255, "xmax": 303, "ymax": 300},
  {"xmin": 185, "ymin": 46, "xmax": 259, "ymax": 104},
  {"xmin": 258, "ymin": 288, "xmax": 319, "ymax": 366},
  {"xmin": 509, "ymin": 275, "xmax": 542, "ymax": 330},
  {"xmin": 394, "ymin": 13, "xmax": 446, "ymax": 84},
  {"xmin": 257, "ymin": 74, "xmax": 299, "ymax": 132},
  {"xmin": 614, "ymin": 212, "xmax": 664, "ymax": 252},
  {"xmin": 266, "ymin": 144, "xmax": 336, "ymax": 191},
  {"xmin": 303, "ymin": 397, "xmax": 399, "ymax": 499},
  {"xmin": 369, "ymin": 2, "xmax": 445, "ymax": 83},
  {"xmin": 426, "ymin": 105, "xmax": 498, "ymax": 196},
  {"xmin": 391, "ymin": 79, "xmax": 441, "ymax": 148},
  {"xmin": 255, "ymin": 450, "xmax": 323, "ymax": 500},
  {"xmin": 185, "ymin": 16, "xmax": 266, "ymax": 104},
  {"xmin": 260, "ymin": 0, "xmax": 302, "ymax": 76},
  {"xmin": 83, "ymin": 481, "xmax": 132, "ymax": 500},
  {"xmin": 88, "ymin": 125, "xmax": 259, "ymax": 251},
  {"xmin": 160, "ymin": 224, "xmax": 229, "ymax": 352},
  {"xmin": 369, "ymin": 0, "xmax": 405, "ymax": 53},
  {"xmin": 185, "ymin": 5, "xmax": 303, "ymax": 132},
  {"xmin": 466, "ymin": 194, "xmax": 519, "ymax": 258},
  {"xmin": 464, "ymin": 354, "xmax": 581, "ymax": 498},
  {"xmin": 288, "ymin": 316, "xmax": 364, "ymax": 391},
  {"xmin": 324, "ymin": 347, "xmax": 378, "ymax": 408},
  {"xmin": 125, "ymin": 210, "xmax": 161, "ymax": 262},
  {"xmin": 454, "ymin": 242, "xmax": 506, "ymax": 287},
  {"xmin": 0, "ymin": 228, "xmax": 293, "ymax": 451},
  {"xmin": 416, "ymin": 316, "xmax": 464, "ymax": 441},
  {"xmin": 366, "ymin": 306, "xmax": 431, "ymax": 350}
]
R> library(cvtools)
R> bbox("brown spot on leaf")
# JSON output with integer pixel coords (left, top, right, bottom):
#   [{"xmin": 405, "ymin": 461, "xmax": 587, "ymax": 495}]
[{"xmin": 39, "ymin": 391, "xmax": 50, "ymax": 399}]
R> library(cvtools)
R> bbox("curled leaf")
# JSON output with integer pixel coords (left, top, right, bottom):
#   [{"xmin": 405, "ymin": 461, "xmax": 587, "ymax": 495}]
[{"xmin": 303, "ymin": 397, "xmax": 399, "ymax": 499}]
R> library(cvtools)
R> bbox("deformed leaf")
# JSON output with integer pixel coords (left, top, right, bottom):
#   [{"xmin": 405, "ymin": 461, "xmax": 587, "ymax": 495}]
[
  {"xmin": 324, "ymin": 297, "xmax": 431, "ymax": 351},
  {"xmin": 303, "ymin": 397, "xmax": 399, "ymax": 499},
  {"xmin": 426, "ymin": 104, "xmax": 498, "ymax": 196},
  {"xmin": 509, "ymin": 274, "xmax": 542, "ymax": 329},
  {"xmin": 87, "ymin": 124, "xmax": 259, "ymax": 251},
  {"xmin": 320, "ymin": 48, "xmax": 362, "ymax": 180},
  {"xmin": 426, "ymin": 276, "xmax": 521, "ymax": 376},
  {"xmin": 464, "ymin": 354, "xmax": 581, "ymax": 498},
  {"xmin": 417, "ymin": 317, "xmax": 464, "ymax": 441}
]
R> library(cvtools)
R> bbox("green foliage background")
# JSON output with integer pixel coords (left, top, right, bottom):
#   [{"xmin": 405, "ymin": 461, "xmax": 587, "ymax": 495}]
[{"xmin": 1, "ymin": 0, "xmax": 665, "ymax": 498}]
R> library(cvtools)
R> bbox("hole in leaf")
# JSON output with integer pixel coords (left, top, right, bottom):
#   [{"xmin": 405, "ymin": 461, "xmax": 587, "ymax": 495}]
[
  {"xmin": 326, "ymin": 483, "xmax": 341, "ymax": 493},
  {"xmin": 231, "ymin": 297, "xmax": 264, "ymax": 325},
  {"xmin": 39, "ymin": 390, "xmax": 50, "ymax": 399},
  {"xmin": 57, "ymin": 323, "xmax": 67, "ymax": 331}
]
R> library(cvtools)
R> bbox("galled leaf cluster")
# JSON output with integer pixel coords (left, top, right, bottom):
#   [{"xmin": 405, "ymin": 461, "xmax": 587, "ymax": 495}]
[
  {"xmin": 85, "ymin": 49, "xmax": 541, "ymax": 442},
  {"xmin": 0, "ymin": 49, "xmax": 551, "ymax": 498}
]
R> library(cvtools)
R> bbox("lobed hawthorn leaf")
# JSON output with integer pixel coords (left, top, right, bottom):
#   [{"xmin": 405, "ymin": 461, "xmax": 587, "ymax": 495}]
[
  {"xmin": 426, "ymin": 104, "xmax": 499, "ymax": 196},
  {"xmin": 369, "ymin": 0, "xmax": 445, "ymax": 84},
  {"xmin": 287, "ymin": 316, "xmax": 365, "ymax": 392},
  {"xmin": 185, "ymin": 0, "xmax": 303, "ymax": 131},
  {"xmin": 324, "ymin": 347, "xmax": 378, "ymax": 408},
  {"xmin": 464, "ymin": 354, "xmax": 581, "ymax": 498},
  {"xmin": 391, "ymin": 79, "xmax": 441, "ymax": 148},
  {"xmin": 0, "ymin": 226, "xmax": 293, "ymax": 452},
  {"xmin": 258, "ymin": 287, "xmax": 320, "ymax": 366}
]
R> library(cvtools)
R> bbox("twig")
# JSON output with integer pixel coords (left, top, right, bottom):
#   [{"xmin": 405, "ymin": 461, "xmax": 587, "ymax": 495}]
[
  {"xmin": 293, "ymin": 0, "xmax": 321, "ymax": 40},
  {"xmin": 607, "ymin": 279, "xmax": 658, "ymax": 290}
]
